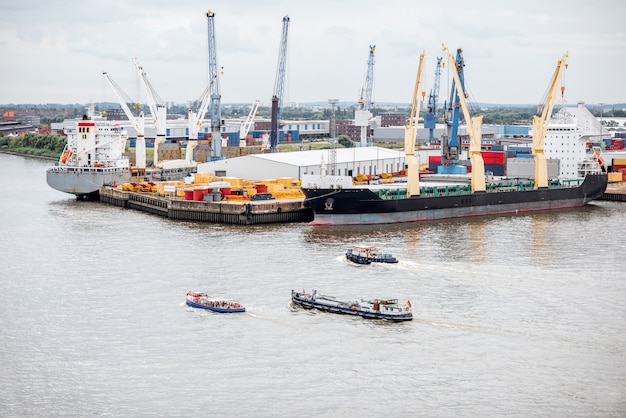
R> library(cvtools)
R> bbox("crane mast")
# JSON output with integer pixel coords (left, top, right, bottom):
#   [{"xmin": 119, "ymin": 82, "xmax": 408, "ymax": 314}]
[
  {"xmin": 355, "ymin": 45, "xmax": 375, "ymax": 147},
  {"xmin": 207, "ymin": 10, "xmax": 222, "ymax": 158},
  {"xmin": 404, "ymin": 50, "xmax": 426, "ymax": 197},
  {"xmin": 442, "ymin": 44, "xmax": 485, "ymax": 192},
  {"xmin": 102, "ymin": 71, "xmax": 146, "ymax": 168},
  {"xmin": 133, "ymin": 58, "xmax": 167, "ymax": 166},
  {"xmin": 532, "ymin": 52, "xmax": 569, "ymax": 189},
  {"xmin": 270, "ymin": 15, "xmax": 290, "ymax": 152},
  {"xmin": 424, "ymin": 57, "xmax": 443, "ymax": 145}
]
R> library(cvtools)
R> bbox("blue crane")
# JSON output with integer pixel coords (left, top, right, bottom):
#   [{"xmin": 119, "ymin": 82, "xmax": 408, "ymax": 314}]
[
  {"xmin": 440, "ymin": 48, "xmax": 467, "ymax": 174},
  {"xmin": 423, "ymin": 57, "xmax": 443, "ymax": 145},
  {"xmin": 270, "ymin": 15, "xmax": 290, "ymax": 152},
  {"xmin": 207, "ymin": 10, "xmax": 222, "ymax": 158}
]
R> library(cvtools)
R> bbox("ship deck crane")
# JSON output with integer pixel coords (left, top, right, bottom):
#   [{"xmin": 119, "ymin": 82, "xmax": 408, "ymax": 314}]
[
  {"xmin": 133, "ymin": 58, "xmax": 167, "ymax": 166},
  {"xmin": 404, "ymin": 50, "xmax": 426, "ymax": 197},
  {"xmin": 207, "ymin": 9, "xmax": 222, "ymax": 158},
  {"xmin": 532, "ymin": 52, "xmax": 569, "ymax": 189},
  {"xmin": 239, "ymin": 100, "xmax": 260, "ymax": 147},
  {"xmin": 440, "ymin": 48, "xmax": 467, "ymax": 174},
  {"xmin": 102, "ymin": 71, "xmax": 146, "ymax": 169},
  {"xmin": 355, "ymin": 45, "xmax": 375, "ymax": 147},
  {"xmin": 424, "ymin": 57, "xmax": 443, "ymax": 145},
  {"xmin": 442, "ymin": 44, "xmax": 485, "ymax": 192},
  {"xmin": 270, "ymin": 15, "xmax": 290, "ymax": 152}
]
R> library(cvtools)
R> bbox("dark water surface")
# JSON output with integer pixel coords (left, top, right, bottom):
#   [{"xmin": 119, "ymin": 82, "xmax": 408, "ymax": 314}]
[{"xmin": 1, "ymin": 153, "xmax": 625, "ymax": 417}]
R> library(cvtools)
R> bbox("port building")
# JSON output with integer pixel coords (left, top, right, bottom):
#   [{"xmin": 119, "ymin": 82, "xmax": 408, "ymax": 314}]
[{"xmin": 197, "ymin": 147, "xmax": 440, "ymax": 181}]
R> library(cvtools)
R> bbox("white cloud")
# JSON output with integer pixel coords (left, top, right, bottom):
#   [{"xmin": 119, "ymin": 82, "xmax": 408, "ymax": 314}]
[{"xmin": 0, "ymin": 0, "xmax": 624, "ymax": 105}]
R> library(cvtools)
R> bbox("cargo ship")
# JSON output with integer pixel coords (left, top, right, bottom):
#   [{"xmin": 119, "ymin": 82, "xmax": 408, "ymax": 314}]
[
  {"xmin": 301, "ymin": 47, "xmax": 608, "ymax": 226},
  {"xmin": 46, "ymin": 112, "xmax": 131, "ymax": 198},
  {"xmin": 301, "ymin": 172, "xmax": 607, "ymax": 226}
]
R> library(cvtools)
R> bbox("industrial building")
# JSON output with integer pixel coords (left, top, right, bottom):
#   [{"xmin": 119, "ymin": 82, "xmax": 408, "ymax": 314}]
[{"xmin": 196, "ymin": 146, "xmax": 441, "ymax": 181}]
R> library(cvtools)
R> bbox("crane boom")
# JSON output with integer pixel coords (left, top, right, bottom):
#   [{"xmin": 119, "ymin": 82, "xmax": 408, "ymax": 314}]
[
  {"xmin": 532, "ymin": 52, "xmax": 569, "ymax": 189},
  {"xmin": 102, "ymin": 71, "xmax": 146, "ymax": 168},
  {"xmin": 133, "ymin": 58, "xmax": 167, "ymax": 166},
  {"xmin": 424, "ymin": 57, "xmax": 443, "ymax": 144},
  {"xmin": 270, "ymin": 15, "xmax": 290, "ymax": 151},
  {"xmin": 240, "ymin": 100, "xmax": 260, "ymax": 146},
  {"xmin": 355, "ymin": 45, "xmax": 375, "ymax": 147},
  {"xmin": 404, "ymin": 50, "xmax": 426, "ymax": 197},
  {"xmin": 442, "ymin": 44, "xmax": 485, "ymax": 192},
  {"xmin": 207, "ymin": 9, "xmax": 222, "ymax": 157}
]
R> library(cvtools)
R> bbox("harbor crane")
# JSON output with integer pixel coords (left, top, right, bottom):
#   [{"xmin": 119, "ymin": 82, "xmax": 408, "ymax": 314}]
[
  {"xmin": 186, "ymin": 85, "xmax": 211, "ymax": 162},
  {"xmin": 404, "ymin": 51, "xmax": 426, "ymax": 197},
  {"xmin": 133, "ymin": 58, "xmax": 167, "ymax": 166},
  {"xmin": 531, "ymin": 52, "xmax": 569, "ymax": 189},
  {"xmin": 207, "ymin": 9, "xmax": 223, "ymax": 158},
  {"xmin": 440, "ymin": 48, "xmax": 466, "ymax": 174},
  {"xmin": 102, "ymin": 71, "xmax": 146, "ymax": 168},
  {"xmin": 239, "ymin": 100, "xmax": 260, "ymax": 147},
  {"xmin": 442, "ymin": 44, "xmax": 486, "ymax": 192},
  {"xmin": 424, "ymin": 57, "xmax": 443, "ymax": 145},
  {"xmin": 355, "ymin": 45, "xmax": 375, "ymax": 147},
  {"xmin": 269, "ymin": 15, "xmax": 290, "ymax": 152}
]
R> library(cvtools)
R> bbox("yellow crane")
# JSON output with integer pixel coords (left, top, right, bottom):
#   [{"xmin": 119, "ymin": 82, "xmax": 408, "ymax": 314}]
[
  {"xmin": 532, "ymin": 52, "xmax": 569, "ymax": 189},
  {"xmin": 441, "ymin": 44, "xmax": 486, "ymax": 192},
  {"xmin": 404, "ymin": 50, "xmax": 426, "ymax": 196}
]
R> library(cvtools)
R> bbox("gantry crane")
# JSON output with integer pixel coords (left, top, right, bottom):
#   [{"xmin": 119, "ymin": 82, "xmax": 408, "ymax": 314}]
[
  {"xmin": 355, "ymin": 45, "xmax": 375, "ymax": 147},
  {"xmin": 424, "ymin": 57, "xmax": 443, "ymax": 145},
  {"xmin": 440, "ymin": 48, "xmax": 466, "ymax": 174},
  {"xmin": 102, "ymin": 71, "xmax": 146, "ymax": 168},
  {"xmin": 404, "ymin": 50, "xmax": 426, "ymax": 197},
  {"xmin": 269, "ymin": 15, "xmax": 290, "ymax": 152},
  {"xmin": 133, "ymin": 58, "xmax": 167, "ymax": 166},
  {"xmin": 442, "ymin": 44, "xmax": 485, "ymax": 192},
  {"xmin": 531, "ymin": 52, "xmax": 569, "ymax": 189},
  {"xmin": 207, "ymin": 9, "xmax": 222, "ymax": 158}
]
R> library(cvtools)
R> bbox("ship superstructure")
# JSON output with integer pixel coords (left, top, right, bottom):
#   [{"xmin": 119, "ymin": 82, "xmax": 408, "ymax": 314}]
[{"xmin": 46, "ymin": 110, "xmax": 130, "ymax": 198}]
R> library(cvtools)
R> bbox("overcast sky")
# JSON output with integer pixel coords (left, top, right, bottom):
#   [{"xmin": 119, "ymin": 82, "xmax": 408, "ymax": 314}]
[{"xmin": 1, "ymin": 0, "xmax": 624, "ymax": 107}]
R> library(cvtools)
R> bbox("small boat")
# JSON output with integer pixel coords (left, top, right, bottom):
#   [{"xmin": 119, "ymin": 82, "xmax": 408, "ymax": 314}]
[
  {"xmin": 185, "ymin": 291, "xmax": 246, "ymax": 313},
  {"xmin": 291, "ymin": 289, "xmax": 412, "ymax": 321},
  {"xmin": 346, "ymin": 245, "xmax": 398, "ymax": 264}
]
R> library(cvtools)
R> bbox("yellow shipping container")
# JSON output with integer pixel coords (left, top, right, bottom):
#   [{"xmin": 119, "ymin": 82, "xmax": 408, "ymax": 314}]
[
  {"xmin": 276, "ymin": 177, "xmax": 295, "ymax": 187},
  {"xmin": 608, "ymin": 172, "xmax": 623, "ymax": 183},
  {"xmin": 613, "ymin": 158, "xmax": 626, "ymax": 166},
  {"xmin": 221, "ymin": 177, "xmax": 244, "ymax": 187}
]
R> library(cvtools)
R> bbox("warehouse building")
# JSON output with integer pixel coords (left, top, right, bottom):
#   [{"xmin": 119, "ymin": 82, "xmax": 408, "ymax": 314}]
[{"xmin": 197, "ymin": 147, "xmax": 440, "ymax": 181}]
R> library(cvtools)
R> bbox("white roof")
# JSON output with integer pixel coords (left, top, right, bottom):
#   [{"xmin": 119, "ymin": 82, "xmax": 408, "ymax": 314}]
[{"xmin": 244, "ymin": 146, "xmax": 405, "ymax": 168}]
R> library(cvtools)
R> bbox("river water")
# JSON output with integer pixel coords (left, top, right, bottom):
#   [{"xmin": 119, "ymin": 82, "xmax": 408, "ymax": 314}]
[{"xmin": 1, "ymin": 153, "xmax": 625, "ymax": 417}]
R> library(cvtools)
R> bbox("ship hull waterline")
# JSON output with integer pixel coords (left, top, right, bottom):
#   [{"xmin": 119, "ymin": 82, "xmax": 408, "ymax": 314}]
[
  {"xmin": 302, "ymin": 173, "xmax": 608, "ymax": 226},
  {"xmin": 46, "ymin": 167, "xmax": 130, "ymax": 197}
]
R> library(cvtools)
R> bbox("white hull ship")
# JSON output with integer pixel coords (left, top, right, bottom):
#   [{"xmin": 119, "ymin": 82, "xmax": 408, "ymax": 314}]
[{"xmin": 46, "ymin": 113, "xmax": 130, "ymax": 198}]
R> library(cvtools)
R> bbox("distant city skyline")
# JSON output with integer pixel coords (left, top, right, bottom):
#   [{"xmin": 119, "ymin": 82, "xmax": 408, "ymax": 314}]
[{"xmin": 1, "ymin": 0, "xmax": 624, "ymax": 107}]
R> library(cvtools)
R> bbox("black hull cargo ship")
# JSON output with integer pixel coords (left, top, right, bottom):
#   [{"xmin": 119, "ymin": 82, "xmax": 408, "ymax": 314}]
[{"xmin": 301, "ymin": 173, "xmax": 608, "ymax": 226}]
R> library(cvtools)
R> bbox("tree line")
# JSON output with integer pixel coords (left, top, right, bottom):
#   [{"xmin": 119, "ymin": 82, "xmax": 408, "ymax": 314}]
[{"xmin": 0, "ymin": 132, "xmax": 66, "ymax": 158}]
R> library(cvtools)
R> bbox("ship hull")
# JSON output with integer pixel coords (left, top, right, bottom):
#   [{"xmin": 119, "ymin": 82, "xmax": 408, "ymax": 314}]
[
  {"xmin": 302, "ymin": 173, "xmax": 608, "ymax": 225},
  {"xmin": 46, "ymin": 167, "xmax": 130, "ymax": 197}
]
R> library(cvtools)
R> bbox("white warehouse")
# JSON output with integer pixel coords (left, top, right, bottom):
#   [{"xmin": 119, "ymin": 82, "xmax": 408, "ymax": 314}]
[{"xmin": 197, "ymin": 147, "xmax": 441, "ymax": 181}]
